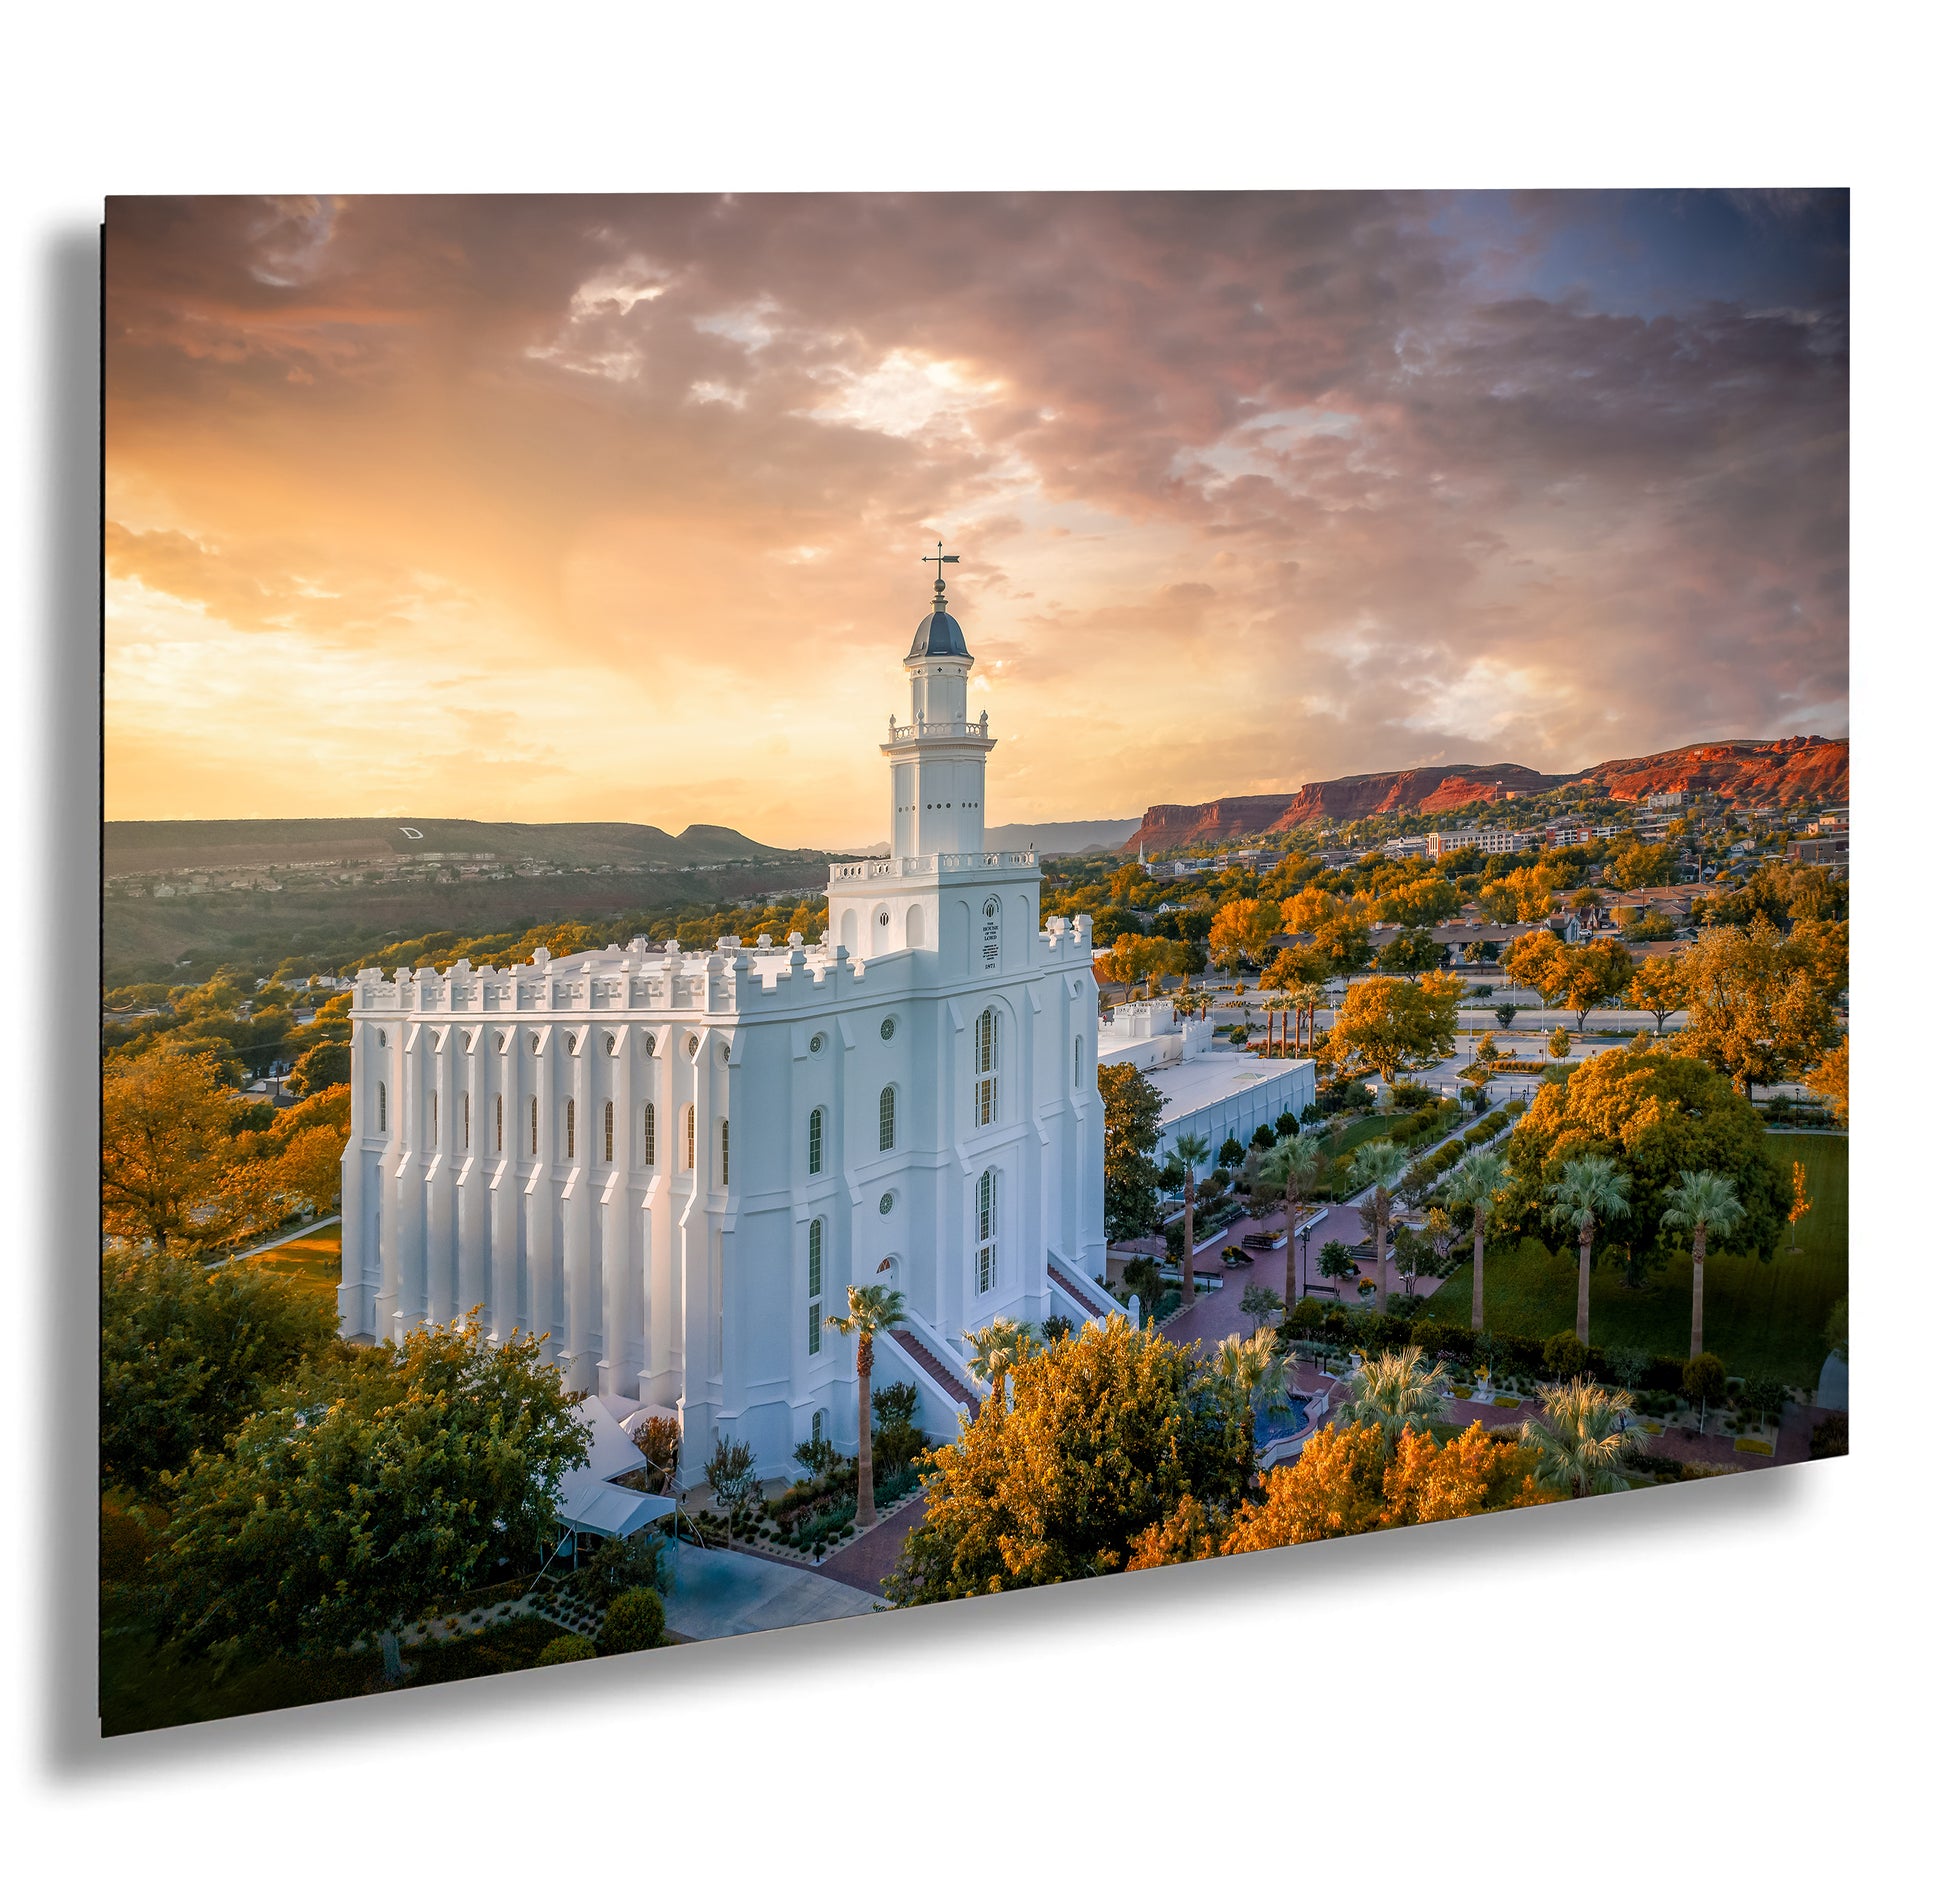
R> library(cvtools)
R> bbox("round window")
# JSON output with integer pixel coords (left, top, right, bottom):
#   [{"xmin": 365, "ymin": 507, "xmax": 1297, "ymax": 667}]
[
  {"xmin": 809, "ymin": 1032, "xmax": 826, "ymax": 1055},
  {"xmin": 879, "ymin": 1016, "xmax": 896, "ymax": 1041},
  {"xmin": 687, "ymin": 1035, "xmax": 700, "ymax": 1060},
  {"xmin": 878, "ymin": 1191, "xmax": 895, "ymax": 1216},
  {"xmin": 720, "ymin": 1042, "xmax": 731, "ymax": 1064},
  {"xmin": 645, "ymin": 1035, "xmax": 657, "ymax": 1056}
]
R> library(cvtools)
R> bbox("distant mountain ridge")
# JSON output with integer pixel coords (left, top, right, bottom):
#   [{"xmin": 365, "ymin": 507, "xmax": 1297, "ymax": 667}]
[
  {"xmin": 105, "ymin": 817, "xmax": 800, "ymax": 877},
  {"xmin": 1123, "ymin": 736, "xmax": 1849, "ymax": 853}
]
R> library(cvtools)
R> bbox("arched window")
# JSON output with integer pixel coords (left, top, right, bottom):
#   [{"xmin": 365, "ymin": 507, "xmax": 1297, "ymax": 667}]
[
  {"xmin": 720, "ymin": 1117, "xmax": 731, "ymax": 1185},
  {"xmin": 811, "ymin": 1408, "xmax": 825, "ymax": 1444},
  {"xmin": 495, "ymin": 1093, "xmax": 503, "ymax": 1156},
  {"xmin": 604, "ymin": 1100, "xmax": 614, "ymax": 1163},
  {"xmin": 976, "ymin": 1168, "xmax": 997, "ymax": 1295},
  {"xmin": 878, "ymin": 1084, "xmax": 896, "ymax": 1152},
  {"xmin": 377, "ymin": 1082, "xmax": 388, "ymax": 1133},
  {"xmin": 463, "ymin": 1091, "xmax": 470, "ymax": 1151},
  {"xmin": 644, "ymin": 1102, "xmax": 657, "ymax": 1167},
  {"xmin": 529, "ymin": 1095, "xmax": 539, "ymax": 1156},
  {"xmin": 684, "ymin": 1106, "xmax": 695, "ymax": 1171},
  {"xmin": 1074, "ymin": 1036, "xmax": 1082, "ymax": 1090},
  {"xmin": 807, "ymin": 1218, "xmax": 824, "ymax": 1355},
  {"xmin": 566, "ymin": 1098, "xmax": 575, "ymax": 1159},
  {"xmin": 975, "ymin": 1009, "xmax": 998, "ymax": 1126},
  {"xmin": 808, "ymin": 1106, "xmax": 824, "ymax": 1175},
  {"xmin": 430, "ymin": 1091, "xmax": 438, "ymax": 1150}
]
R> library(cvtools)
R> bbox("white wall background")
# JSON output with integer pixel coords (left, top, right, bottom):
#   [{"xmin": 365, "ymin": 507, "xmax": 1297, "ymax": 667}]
[{"xmin": 1, "ymin": 7, "xmax": 1928, "ymax": 1877}]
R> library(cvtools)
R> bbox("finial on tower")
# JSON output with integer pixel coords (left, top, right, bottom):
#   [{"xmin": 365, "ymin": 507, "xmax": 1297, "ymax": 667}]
[{"xmin": 921, "ymin": 540, "xmax": 960, "ymax": 613}]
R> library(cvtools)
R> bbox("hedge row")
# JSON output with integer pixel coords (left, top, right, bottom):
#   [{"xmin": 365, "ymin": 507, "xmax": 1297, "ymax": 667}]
[{"xmin": 1280, "ymin": 1301, "xmax": 1695, "ymax": 1394}]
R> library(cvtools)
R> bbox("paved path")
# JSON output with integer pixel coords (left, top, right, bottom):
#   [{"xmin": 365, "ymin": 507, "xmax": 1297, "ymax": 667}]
[
  {"xmin": 661, "ymin": 1539, "xmax": 879, "ymax": 1639},
  {"xmin": 812, "ymin": 1494, "xmax": 929, "ymax": 1596}
]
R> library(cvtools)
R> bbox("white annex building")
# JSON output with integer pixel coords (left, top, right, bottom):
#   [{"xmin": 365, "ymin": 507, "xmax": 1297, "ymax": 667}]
[{"xmin": 337, "ymin": 562, "xmax": 1119, "ymax": 1476}]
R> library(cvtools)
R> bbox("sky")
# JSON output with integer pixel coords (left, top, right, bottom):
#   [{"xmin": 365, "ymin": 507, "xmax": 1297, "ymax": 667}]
[{"xmin": 103, "ymin": 190, "xmax": 1849, "ymax": 848}]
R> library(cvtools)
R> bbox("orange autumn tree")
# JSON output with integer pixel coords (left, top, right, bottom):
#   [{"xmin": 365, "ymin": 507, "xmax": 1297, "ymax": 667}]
[
  {"xmin": 101, "ymin": 1050, "xmax": 284, "ymax": 1254},
  {"xmin": 1128, "ymin": 1419, "xmax": 1556, "ymax": 1567}
]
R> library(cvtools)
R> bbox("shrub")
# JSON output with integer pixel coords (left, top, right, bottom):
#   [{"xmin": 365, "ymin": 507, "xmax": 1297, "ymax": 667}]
[
  {"xmin": 872, "ymin": 1381, "xmax": 921, "ymax": 1428},
  {"xmin": 1315, "ymin": 1240, "xmax": 1358, "ymax": 1282},
  {"xmin": 704, "ymin": 1434, "xmax": 758, "ymax": 1509},
  {"xmin": 572, "ymin": 1529, "xmax": 668, "ymax": 1607},
  {"xmin": 794, "ymin": 1434, "xmax": 841, "ymax": 1477},
  {"xmin": 1275, "ymin": 1111, "xmax": 1301, "ymax": 1138},
  {"xmin": 1283, "ymin": 1297, "xmax": 1326, "ymax": 1336},
  {"xmin": 1606, "ymin": 1346, "xmax": 1651, "ymax": 1389},
  {"xmin": 1041, "ymin": 1314, "xmax": 1075, "ymax": 1345},
  {"xmin": 1809, "ymin": 1412, "xmax": 1848, "ymax": 1459},
  {"xmin": 534, "ymin": 1632, "xmax": 596, "ymax": 1667},
  {"xmin": 1250, "ymin": 1123, "xmax": 1277, "ymax": 1150},
  {"xmin": 1682, "ymin": 1352, "xmax": 1728, "ymax": 1411},
  {"xmin": 1542, "ymin": 1331, "xmax": 1589, "ymax": 1379},
  {"xmin": 1742, "ymin": 1376, "xmax": 1788, "ymax": 1426},
  {"xmin": 599, "ymin": 1587, "xmax": 666, "ymax": 1655}
]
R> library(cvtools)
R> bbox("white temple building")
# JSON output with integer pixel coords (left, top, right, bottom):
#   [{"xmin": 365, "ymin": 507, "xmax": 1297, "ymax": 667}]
[{"xmin": 336, "ymin": 561, "xmax": 1118, "ymax": 1476}]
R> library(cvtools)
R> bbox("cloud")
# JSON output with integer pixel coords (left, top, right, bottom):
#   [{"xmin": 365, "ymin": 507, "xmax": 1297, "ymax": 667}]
[{"xmin": 103, "ymin": 190, "xmax": 1847, "ymax": 840}]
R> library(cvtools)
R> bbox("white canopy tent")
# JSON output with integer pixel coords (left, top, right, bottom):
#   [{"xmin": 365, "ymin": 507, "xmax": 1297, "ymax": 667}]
[{"xmin": 554, "ymin": 1397, "xmax": 677, "ymax": 1546}]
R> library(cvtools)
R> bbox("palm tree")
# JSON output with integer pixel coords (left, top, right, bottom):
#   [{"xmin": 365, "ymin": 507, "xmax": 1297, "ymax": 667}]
[
  {"xmin": 1446, "ymin": 1149, "xmax": 1508, "ymax": 1334},
  {"xmin": 1545, "ymin": 1155, "xmax": 1631, "ymax": 1348},
  {"xmin": 1161, "ymin": 1130, "xmax": 1212, "ymax": 1301},
  {"xmin": 1349, "ymin": 1139, "xmax": 1410, "ymax": 1311},
  {"xmin": 1259, "ymin": 1133, "xmax": 1323, "ymax": 1311},
  {"xmin": 1660, "ymin": 1170, "xmax": 1744, "ymax": 1361},
  {"xmin": 1211, "ymin": 1326, "xmax": 1286, "ymax": 1419},
  {"xmin": 826, "ymin": 1282, "xmax": 908, "ymax": 1530},
  {"xmin": 1520, "ymin": 1376, "xmax": 1647, "ymax": 1497},
  {"xmin": 962, "ymin": 1316, "xmax": 1042, "ymax": 1418},
  {"xmin": 1343, "ymin": 1344, "xmax": 1449, "ymax": 1453},
  {"xmin": 1296, "ymin": 975, "xmax": 1330, "ymax": 1051}
]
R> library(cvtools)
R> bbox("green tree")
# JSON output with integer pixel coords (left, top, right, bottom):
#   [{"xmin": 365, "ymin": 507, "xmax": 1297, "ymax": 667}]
[
  {"xmin": 826, "ymin": 1283, "xmax": 909, "ymax": 1530},
  {"xmin": 1444, "ymin": 1148, "xmax": 1507, "ymax": 1335},
  {"xmin": 1519, "ymin": 1377, "xmax": 1647, "ymax": 1496},
  {"xmin": 1341, "ymin": 1345, "xmax": 1449, "ymax": 1454},
  {"xmin": 1349, "ymin": 1140, "xmax": 1410, "ymax": 1312},
  {"xmin": 1545, "ymin": 1155, "xmax": 1632, "ymax": 1346},
  {"xmin": 1099, "ymin": 1062, "xmax": 1165, "ymax": 1242},
  {"xmin": 288, "ymin": 1040, "xmax": 351, "ymax": 1095},
  {"xmin": 100, "ymin": 1246, "xmax": 339, "ymax": 1495},
  {"xmin": 1259, "ymin": 1134, "xmax": 1323, "ymax": 1309},
  {"xmin": 152, "ymin": 1317, "xmax": 587, "ymax": 1682},
  {"xmin": 886, "ymin": 1316, "xmax": 1255, "ymax": 1602},
  {"xmin": 1659, "ymin": 1170, "xmax": 1745, "ymax": 1360},
  {"xmin": 1682, "ymin": 1351, "xmax": 1728, "ymax": 1426},
  {"xmin": 1502, "ymin": 1042, "xmax": 1787, "ymax": 1280}
]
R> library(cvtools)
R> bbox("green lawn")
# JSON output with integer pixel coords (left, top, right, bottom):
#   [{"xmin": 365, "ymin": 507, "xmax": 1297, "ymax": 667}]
[
  {"xmin": 1424, "ymin": 1133, "xmax": 1846, "ymax": 1388},
  {"xmin": 240, "ymin": 1221, "xmax": 342, "ymax": 1301}
]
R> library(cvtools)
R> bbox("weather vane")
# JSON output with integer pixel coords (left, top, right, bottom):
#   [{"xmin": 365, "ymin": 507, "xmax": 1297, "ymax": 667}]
[{"xmin": 922, "ymin": 540, "xmax": 959, "ymax": 598}]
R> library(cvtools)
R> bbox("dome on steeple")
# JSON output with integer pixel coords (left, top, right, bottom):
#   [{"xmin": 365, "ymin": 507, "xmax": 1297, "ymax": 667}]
[{"xmin": 908, "ymin": 606, "xmax": 969, "ymax": 660}]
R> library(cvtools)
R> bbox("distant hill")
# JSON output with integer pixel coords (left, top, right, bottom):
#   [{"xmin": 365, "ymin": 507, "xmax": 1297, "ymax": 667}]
[
  {"xmin": 1123, "ymin": 736, "xmax": 1849, "ymax": 852},
  {"xmin": 104, "ymin": 817, "xmax": 802, "ymax": 877},
  {"xmin": 986, "ymin": 818, "xmax": 1142, "ymax": 857}
]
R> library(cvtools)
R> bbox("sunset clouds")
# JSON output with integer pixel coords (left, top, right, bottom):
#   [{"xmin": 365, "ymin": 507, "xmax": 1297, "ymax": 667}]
[{"xmin": 103, "ymin": 191, "xmax": 1848, "ymax": 844}]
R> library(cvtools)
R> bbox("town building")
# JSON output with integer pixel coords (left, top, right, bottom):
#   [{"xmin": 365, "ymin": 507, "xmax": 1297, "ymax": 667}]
[
  {"xmin": 1098, "ymin": 1001, "xmax": 1314, "ymax": 1169},
  {"xmin": 336, "ymin": 564, "xmax": 1116, "ymax": 1477},
  {"xmin": 1426, "ymin": 825, "xmax": 1540, "ymax": 858}
]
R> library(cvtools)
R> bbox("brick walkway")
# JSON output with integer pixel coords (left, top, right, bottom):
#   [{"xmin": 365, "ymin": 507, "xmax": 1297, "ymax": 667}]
[
  {"xmin": 1149, "ymin": 1202, "xmax": 1441, "ymax": 1352},
  {"xmin": 812, "ymin": 1493, "xmax": 927, "ymax": 1595}
]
